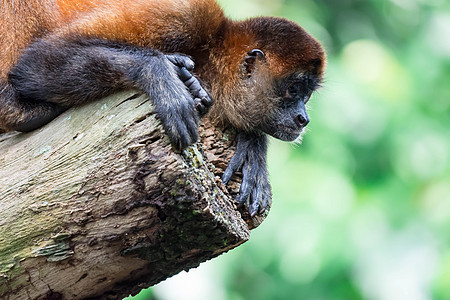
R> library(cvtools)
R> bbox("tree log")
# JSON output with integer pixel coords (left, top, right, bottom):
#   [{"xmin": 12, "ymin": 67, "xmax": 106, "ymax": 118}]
[{"xmin": 0, "ymin": 91, "xmax": 269, "ymax": 300}]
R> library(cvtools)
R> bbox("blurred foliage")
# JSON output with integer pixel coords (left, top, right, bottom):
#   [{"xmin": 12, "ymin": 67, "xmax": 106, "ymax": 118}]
[{"xmin": 126, "ymin": 0, "xmax": 450, "ymax": 299}]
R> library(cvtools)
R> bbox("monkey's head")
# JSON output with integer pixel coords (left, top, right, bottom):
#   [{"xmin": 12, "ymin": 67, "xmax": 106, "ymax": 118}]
[{"xmin": 208, "ymin": 16, "xmax": 325, "ymax": 142}]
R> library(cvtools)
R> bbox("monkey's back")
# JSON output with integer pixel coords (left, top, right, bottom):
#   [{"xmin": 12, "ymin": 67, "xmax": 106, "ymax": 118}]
[
  {"xmin": 0, "ymin": 0, "xmax": 226, "ymax": 79},
  {"xmin": 0, "ymin": 0, "xmax": 62, "ymax": 78}
]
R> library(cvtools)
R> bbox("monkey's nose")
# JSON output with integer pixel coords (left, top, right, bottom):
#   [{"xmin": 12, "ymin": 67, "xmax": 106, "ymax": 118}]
[{"xmin": 295, "ymin": 114, "xmax": 309, "ymax": 127}]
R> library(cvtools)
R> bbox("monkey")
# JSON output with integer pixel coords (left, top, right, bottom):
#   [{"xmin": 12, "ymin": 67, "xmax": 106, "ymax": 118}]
[{"xmin": 0, "ymin": 0, "xmax": 326, "ymax": 217}]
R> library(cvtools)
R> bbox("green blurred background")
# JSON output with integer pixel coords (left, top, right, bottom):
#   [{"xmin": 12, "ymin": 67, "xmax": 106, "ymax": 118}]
[{"xmin": 127, "ymin": 0, "xmax": 450, "ymax": 299}]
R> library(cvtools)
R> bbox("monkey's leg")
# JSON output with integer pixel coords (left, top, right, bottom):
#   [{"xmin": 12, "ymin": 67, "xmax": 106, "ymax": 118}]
[
  {"xmin": 222, "ymin": 132, "xmax": 271, "ymax": 217},
  {"xmin": 0, "ymin": 81, "xmax": 68, "ymax": 132},
  {"xmin": 6, "ymin": 37, "xmax": 210, "ymax": 149}
]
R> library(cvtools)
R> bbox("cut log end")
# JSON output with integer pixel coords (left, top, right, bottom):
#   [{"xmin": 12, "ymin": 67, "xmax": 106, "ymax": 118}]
[{"xmin": 0, "ymin": 91, "xmax": 270, "ymax": 300}]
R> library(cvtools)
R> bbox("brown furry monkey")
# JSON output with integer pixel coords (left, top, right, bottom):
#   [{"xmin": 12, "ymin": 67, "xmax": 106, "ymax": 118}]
[{"xmin": 0, "ymin": 0, "xmax": 326, "ymax": 216}]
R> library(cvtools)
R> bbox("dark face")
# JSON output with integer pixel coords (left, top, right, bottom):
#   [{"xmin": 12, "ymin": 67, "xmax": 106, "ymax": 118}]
[
  {"xmin": 237, "ymin": 17, "xmax": 325, "ymax": 140},
  {"xmin": 261, "ymin": 73, "xmax": 320, "ymax": 141}
]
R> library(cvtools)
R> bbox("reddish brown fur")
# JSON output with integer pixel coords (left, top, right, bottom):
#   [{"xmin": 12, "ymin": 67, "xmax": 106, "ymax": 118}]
[
  {"xmin": 1, "ymin": 0, "xmax": 325, "ymax": 131},
  {"xmin": 0, "ymin": 0, "xmax": 225, "ymax": 78},
  {"xmin": 204, "ymin": 18, "xmax": 325, "ymax": 130},
  {"xmin": 0, "ymin": 0, "xmax": 59, "ymax": 78}
]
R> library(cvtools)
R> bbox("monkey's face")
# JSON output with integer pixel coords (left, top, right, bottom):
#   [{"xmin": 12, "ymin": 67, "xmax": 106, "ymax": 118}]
[
  {"xmin": 227, "ymin": 17, "xmax": 326, "ymax": 141},
  {"xmin": 210, "ymin": 49, "xmax": 323, "ymax": 141},
  {"xmin": 260, "ymin": 73, "xmax": 319, "ymax": 142}
]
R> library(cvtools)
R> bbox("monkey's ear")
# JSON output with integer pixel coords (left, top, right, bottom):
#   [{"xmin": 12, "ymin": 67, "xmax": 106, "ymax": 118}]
[{"xmin": 244, "ymin": 49, "xmax": 266, "ymax": 78}]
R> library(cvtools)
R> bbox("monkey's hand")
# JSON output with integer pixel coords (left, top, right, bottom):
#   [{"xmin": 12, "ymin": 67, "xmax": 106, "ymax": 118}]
[
  {"xmin": 166, "ymin": 54, "xmax": 213, "ymax": 116},
  {"xmin": 150, "ymin": 54, "xmax": 212, "ymax": 150},
  {"xmin": 222, "ymin": 132, "xmax": 271, "ymax": 217}
]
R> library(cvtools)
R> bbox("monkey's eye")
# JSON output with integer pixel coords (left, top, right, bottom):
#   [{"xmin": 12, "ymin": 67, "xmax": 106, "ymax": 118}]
[{"xmin": 286, "ymin": 85, "xmax": 298, "ymax": 97}]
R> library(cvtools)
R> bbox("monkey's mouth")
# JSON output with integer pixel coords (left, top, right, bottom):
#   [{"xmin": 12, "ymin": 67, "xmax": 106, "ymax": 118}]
[{"xmin": 273, "ymin": 124, "xmax": 303, "ymax": 141}]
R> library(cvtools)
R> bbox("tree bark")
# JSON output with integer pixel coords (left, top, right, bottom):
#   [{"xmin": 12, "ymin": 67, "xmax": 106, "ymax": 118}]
[{"xmin": 0, "ymin": 91, "xmax": 269, "ymax": 300}]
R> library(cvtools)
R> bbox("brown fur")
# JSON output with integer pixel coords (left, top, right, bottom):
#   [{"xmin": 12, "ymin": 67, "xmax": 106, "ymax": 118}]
[{"xmin": 0, "ymin": 0, "xmax": 325, "ymax": 131}]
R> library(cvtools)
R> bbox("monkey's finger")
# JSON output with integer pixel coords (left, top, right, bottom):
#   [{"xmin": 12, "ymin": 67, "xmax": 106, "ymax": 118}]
[
  {"xmin": 258, "ymin": 181, "xmax": 271, "ymax": 215},
  {"xmin": 195, "ymin": 99, "xmax": 209, "ymax": 116},
  {"xmin": 236, "ymin": 185, "xmax": 250, "ymax": 206},
  {"xmin": 193, "ymin": 91, "xmax": 211, "ymax": 110},
  {"xmin": 177, "ymin": 68, "xmax": 207, "ymax": 95},
  {"xmin": 222, "ymin": 151, "xmax": 245, "ymax": 185},
  {"xmin": 180, "ymin": 73, "xmax": 209, "ymax": 102},
  {"xmin": 237, "ymin": 161, "xmax": 254, "ymax": 206},
  {"xmin": 166, "ymin": 54, "xmax": 195, "ymax": 70},
  {"xmin": 221, "ymin": 169, "xmax": 233, "ymax": 186},
  {"xmin": 163, "ymin": 104, "xmax": 197, "ymax": 150},
  {"xmin": 183, "ymin": 113, "xmax": 199, "ymax": 145},
  {"xmin": 223, "ymin": 134, "xmax": 253, "ymax": 185},
  {"xmin": 173, "ymin": 123, "xmax": 192, "ymax": 150},
  {"xmin": 179, "ymin": 98, "xmax": 199, "ymax": 137},
  {"xmin": 195, "ymin": 96, "xmax": 214, "ymax": 115},
  {"xmin": 249, "ymin": 182, "xmax": 263, "ymax": 217},
  {"xmin": 201, "ymin": 96, "xmax": 213, "ymax": 108},
  {"xmin": 178, "ymin": 67, "xmax": 194, "ymax": 82},
  {"xmin": 176, "ymin": 68, "xmax": 213, "ymax": 113},
  {"xmin": 167, "ymin": 127, "xmax": 189, "ymax": 151}
]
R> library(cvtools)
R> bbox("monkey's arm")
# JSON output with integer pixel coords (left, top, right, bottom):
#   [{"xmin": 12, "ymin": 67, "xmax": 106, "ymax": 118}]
[
  {"xmin": 0, "ymin": 81, "xmax": 68, "ymax": 132},
  {"xmin": 222, "ymin": 132, "xmax": 271, "ymax": 217},
  {"xmin": 2, "ymin": 37, "xmax": 211, "ymax": 149}
]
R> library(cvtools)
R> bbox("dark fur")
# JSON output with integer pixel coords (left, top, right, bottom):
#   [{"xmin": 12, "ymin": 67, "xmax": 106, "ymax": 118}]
[
  {"xmin": 4, "ymin": 36, "xmax": 211, "ymax": 149},
  {"xmin": 222, "ymin": 132, "xmax": 270, "ymax": 215}
]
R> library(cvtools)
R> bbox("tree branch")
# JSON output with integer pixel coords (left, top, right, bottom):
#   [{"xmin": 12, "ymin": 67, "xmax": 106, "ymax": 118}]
[{"xmin": 0, "ymin": 91, "xmax": 269, "ymax": 300}]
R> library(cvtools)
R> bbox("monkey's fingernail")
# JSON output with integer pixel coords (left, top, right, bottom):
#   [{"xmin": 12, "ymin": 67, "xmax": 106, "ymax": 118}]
[
  {"xmin": 201, "ymin": 96, "xmax": 212, "ymax": 106},
  {"xmin": 195, "ymin": 103, "xmax": 206, "ymax": 114},
  {"xmin": 185, "ymin": 61, "xmax": 195, "ymax": 70},
  {"xmin": 249, "ymin": 207, "xmax": 258, "ymax": 218}
]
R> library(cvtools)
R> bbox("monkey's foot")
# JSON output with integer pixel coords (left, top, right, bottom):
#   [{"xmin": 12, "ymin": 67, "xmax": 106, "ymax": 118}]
[
  {"xmin": 166, "ymin": 54, "xmax": 213, "ymax": 116},
  {"xmin": 222, "ymin": 133, "xmax": 271, "ymax": 217}
]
